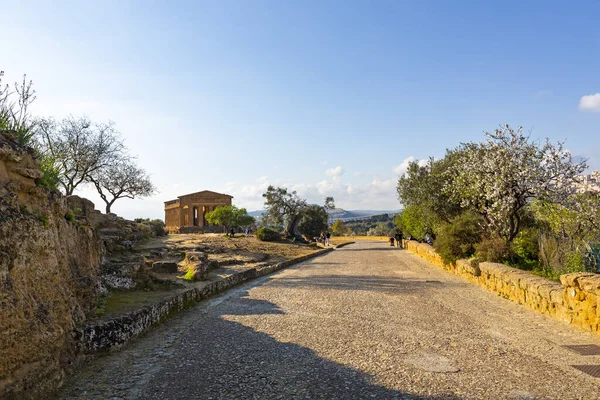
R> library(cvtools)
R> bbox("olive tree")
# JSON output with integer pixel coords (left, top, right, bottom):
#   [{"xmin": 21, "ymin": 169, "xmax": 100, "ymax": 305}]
[
  {"xmin": 262, "ymin": 185, "xmax": 334, "ymax": 239},
  {"xmin": 444, "ymin": 124, "xmax": 586, "ymax": 242},
  {"xmin": 298, "ymin": 205, "xmax": 329, "ymax": 240}
]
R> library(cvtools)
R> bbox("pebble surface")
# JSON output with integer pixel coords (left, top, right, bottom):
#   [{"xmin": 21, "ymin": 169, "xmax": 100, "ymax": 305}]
[{"xmin": 59, "ymin": 242, "xmax": 600, "ymax": 399}]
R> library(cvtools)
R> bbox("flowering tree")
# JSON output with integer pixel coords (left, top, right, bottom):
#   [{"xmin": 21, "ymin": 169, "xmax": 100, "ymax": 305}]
[{"xmin": 444, "ymin": 124, "xmax": 586, "ymax": 242}]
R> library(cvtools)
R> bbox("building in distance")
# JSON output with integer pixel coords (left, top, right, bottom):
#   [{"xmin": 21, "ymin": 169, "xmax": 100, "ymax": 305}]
[{"xmin": 164, "ymin": 190, "xmax": 233, "ymax": 233}]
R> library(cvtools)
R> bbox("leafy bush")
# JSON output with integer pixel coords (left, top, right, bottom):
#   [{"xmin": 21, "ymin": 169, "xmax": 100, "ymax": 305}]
[
  {"xmin": 367, "ymin": 222, "xmax": 394, "ymax": 237},
  {"xmin": 134, "ymin": 218, "xmax": 167, "ymax": 236},
  {"xmin": 433, "ymin": 212, "xmax": 483, "ymax": 264},
  {"xmin": 256, "ymin": 226, "xmax": 280, "ymax": 242},
  {"xmin": 538, "ymin": 234, "xmax": 596, "ymax": 280},
  {"xmin": 396, "ymin": 205, "xmax": 429, "ymax": 241},
  {"xmin": 36, "ymin": 153, "xmax": 61, "ymax": 190},
  {"xmin": 65, "ymin": 211, "xmax": 75, "ymax": 222},
  {"xmin": 474, "ymin": 235, "xmax": 511, "ymax": 263},
  {"xmin": 509, "ymin": 228, "xmax": 540, "ymax": 270}
]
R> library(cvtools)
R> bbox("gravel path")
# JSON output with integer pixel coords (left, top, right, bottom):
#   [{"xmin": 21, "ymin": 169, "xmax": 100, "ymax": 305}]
[{"xmin": 59, "ymin": 241, "xmax": 600, "ymax": 399}]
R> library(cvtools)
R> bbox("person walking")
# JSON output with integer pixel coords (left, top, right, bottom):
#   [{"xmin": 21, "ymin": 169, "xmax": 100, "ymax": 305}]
[
  {"xmin": 395, "ymin": 231, "xmax": 403, "ymax": 248},
  {"xmin": 325, "ymin": 232, "xmax": 331, "ymax": 246}
]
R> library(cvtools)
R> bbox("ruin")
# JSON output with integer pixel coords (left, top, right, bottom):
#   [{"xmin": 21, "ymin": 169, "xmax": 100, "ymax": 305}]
[{"xmin": 164, "ymin": 190, "xmax": 233, "ymax": 233}]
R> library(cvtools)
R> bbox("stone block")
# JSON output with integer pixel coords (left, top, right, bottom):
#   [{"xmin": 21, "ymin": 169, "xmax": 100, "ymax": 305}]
[
  {"xmin": 577, "ymin": 275, "xmax": 600, "ymax": 296},
  {"xmin": 560, "ymin": 273, "xmax": 597, "ymax": 288},
  {"xmin": 152, "ymin": 261, "xmax": 179, "ymax": 274},
  {"xmin": 182, "ymin": 251, "xmax": 209, "ymax": 281}
]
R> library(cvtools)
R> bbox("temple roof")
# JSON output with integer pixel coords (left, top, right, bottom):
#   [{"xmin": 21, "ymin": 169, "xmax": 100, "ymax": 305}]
[
  {"xmin": 164, "ymin": 190, "xmax": 233, "ymax": 204},
  {"xmin": 178, "ymin": 190, "xmax": 233, "ymax": 199}
]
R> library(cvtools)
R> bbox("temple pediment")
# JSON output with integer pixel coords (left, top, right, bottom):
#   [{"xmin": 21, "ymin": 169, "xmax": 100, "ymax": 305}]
[{"xmin": 178, "ymin": 190, "xmax": 233, "ymax": 199}]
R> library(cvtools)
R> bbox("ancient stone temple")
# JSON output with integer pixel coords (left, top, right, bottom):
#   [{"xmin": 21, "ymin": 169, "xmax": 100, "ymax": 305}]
[{"xmin": 164, "ymin": 190, "xmax": 233, "ymax": 233}]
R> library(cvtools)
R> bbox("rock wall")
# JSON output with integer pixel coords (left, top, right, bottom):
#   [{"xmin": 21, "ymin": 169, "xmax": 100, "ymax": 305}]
[
  {"xmin": 403, "ymin": 240, "xmax": 600, "ymax": 335},
  {"xmin": 0, "ymin": 131, "xmax": 102, "ymax": 399}
]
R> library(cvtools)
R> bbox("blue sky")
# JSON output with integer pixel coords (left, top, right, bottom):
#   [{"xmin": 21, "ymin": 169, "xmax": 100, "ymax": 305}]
[{"xmin": 2, "ymin": 1, "xmax": 599, "ymax": 219}]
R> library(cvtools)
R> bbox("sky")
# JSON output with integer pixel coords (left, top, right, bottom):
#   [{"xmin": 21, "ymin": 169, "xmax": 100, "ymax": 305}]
[{"xmin": 1, "ymin": 0, "xmax": 599, "ymax": 220}]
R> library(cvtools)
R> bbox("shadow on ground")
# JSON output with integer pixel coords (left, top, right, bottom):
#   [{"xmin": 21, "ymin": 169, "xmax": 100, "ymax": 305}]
[
  {"xmin": 266, "ymin": 273, "xmax": 448, "ymax": 294},
  {"xmin": 337, "ymin": 246, "xmax": 405, "ymax": 252},
  {"xmin": 138, "ymin": 290, "xmax": 461, "ymax": 400}
]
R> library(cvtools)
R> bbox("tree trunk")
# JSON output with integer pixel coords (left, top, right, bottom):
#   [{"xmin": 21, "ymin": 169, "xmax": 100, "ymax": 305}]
[
  {"xmin": 285, "ymin": 213, "xmax": 303, "ymax": 239},
  {"xmin": 105, "ymin": 204, "xmax": 111, "ymax": 214}
]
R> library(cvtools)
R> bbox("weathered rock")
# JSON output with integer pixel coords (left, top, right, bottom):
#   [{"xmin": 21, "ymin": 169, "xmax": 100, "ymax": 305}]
[
  {"xmin": 181, "ymin": 251, "xmax": 209, "ymax": 281},
  {"xmin": 0, "ymin": 130, "xmax": 102, "ymax": 399},
  {"xmin": 152, "ymin": 261, "xmax": 179, "ymax": 274}
]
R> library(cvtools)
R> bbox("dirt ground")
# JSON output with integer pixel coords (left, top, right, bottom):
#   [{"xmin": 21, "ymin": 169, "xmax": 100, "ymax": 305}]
[
  {"xmin": 136, "ymin": 233, "xmax": 319, "ymax": 263},
  {"xmin": 91, "ymin": 234, "xmax": 322, "ymax": 320}
]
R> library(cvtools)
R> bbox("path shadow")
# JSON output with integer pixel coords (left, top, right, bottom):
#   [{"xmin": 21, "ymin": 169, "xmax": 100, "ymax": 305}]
[
  {"xmin": 139, "ymin": 290, "xmax": 462, "ymax": 400},
  {"xmin": 339, "ymin": 246, "xmax": 404, "ymax": 252},
  {"xmin": 266, "ymin": 274, "xmax": 447, "ymax": 294}
]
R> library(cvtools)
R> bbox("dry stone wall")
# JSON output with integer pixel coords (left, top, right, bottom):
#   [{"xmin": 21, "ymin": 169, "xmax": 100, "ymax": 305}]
[{"xmin": 404, "ymin": 240, "xmax": 600, "ymax": 335}]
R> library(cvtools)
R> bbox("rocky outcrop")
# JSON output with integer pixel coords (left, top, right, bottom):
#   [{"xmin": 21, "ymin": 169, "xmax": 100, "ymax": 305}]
[
  {"xmin": 0, "ymin": 131, "xmax": 102, "ymax": 398},
  {"xmin": 180, "ymin": 251, "xmax": 209, "ymax": 281}
]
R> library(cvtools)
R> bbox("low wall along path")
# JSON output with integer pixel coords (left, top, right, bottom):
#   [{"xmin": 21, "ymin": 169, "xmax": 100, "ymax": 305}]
[{"xmin": 403, "ymin": 240, "xmax": 600, "ymax": 336}]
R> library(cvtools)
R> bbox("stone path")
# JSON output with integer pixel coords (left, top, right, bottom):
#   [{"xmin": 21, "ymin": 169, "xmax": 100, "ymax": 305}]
[{"xmin": 58, "ymin": 242, "xmax": 600, "ymax": 399}]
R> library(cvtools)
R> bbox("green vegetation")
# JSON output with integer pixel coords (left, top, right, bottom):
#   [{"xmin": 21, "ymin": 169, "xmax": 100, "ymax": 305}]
[
  {"xmin": 134, "ymin": 218, "xmax": 167, "ymax": 236},
  {"xmin": 65, "ymin": 211, "xmax": 75, "ymax": 223},
  {"xmin": 183, "ymin": 269, "xmax": 196, "ymax": 281},
  {"xmin": 298, "ymin": 205, "xmax": 329, "ymax": 240},
  {"xmin": 340, "ymin": 214, "xmax": 395, "ymax": 236},
  {"xmin": 36, "ymin": 212, "xmax": 48, "ymax": 227},
  {"xmin": 331, "ymin": 220, "xmax": 349, "ymax": 236},
  {"xmin": 255, "ymin": 226, "xmax": 280, "ymax": 242},
  {"xmin": 433, "ymin": 212, "xmax": 483, "ymax": 264},
  {"xmin": 397, "ymin": 124, "xmax": 599, "ymax": 279},
  {"xmin": 0, "ymin": 72, "xmax": 37, "ymax": 146},
  {"xmin": 205, "ymin": 206, "xmax": 255, "ymax": 233},
  {"xmin": 262, "ymin": 185, "xmax": 334, "ymax": 240}
]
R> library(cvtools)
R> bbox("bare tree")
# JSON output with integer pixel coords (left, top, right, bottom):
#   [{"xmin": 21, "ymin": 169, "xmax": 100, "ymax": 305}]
[
  {"xmin": 89, "ymin": 160, "xmax": 156, "ymax": 214},
  {"xmin": 36, "ymin": 116, "xmax": 124, "ymax": 195}
]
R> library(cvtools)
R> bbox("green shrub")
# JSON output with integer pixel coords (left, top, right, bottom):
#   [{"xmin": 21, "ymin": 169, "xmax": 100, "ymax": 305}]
[
  {"xmin": 37, "ymin": 212, "xmax": 49, "ymax": 227},
  {"xmin": 256, "ymin": 226, "xmax": 280, "ymax": 242},
  {"xmin": 475, "ymin": 235, "xmax": 511, "ymax": 263},
  {"xmin": 397, "ymin": 205, "xmax": 429, "ymax": 241},
  {"xmin": 183, "ymin": 269, "xmax": 196, "ymax": 281},
  {"xmin": 134, "ymin": 218, "xmax": 167, "ymax": 236},
  {"xmin": 35, "ymin": 153, "xmax": 61, "ymax": 191},
  {"xmin": 433, "ymin": 212, "xmax": 483, "ymax": 264},
  {"xmin": 509, "ymin": 228, "xmax": 540, "ymax": 270},
  {"xmin": 65, "ymin": 211, "xmax": 75, "ymax": 222}
]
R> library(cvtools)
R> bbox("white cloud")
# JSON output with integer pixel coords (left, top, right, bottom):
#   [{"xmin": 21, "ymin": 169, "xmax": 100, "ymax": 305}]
[
  {"xmin": 325, "ymin": 166, "xmax": 344, "ymax": 183},
  {"xmin": 579, "ymin": 93, "xmax": 600, "ymax": 112},
  {"xmin": 393, "ymin": 156, "xmax": 427, "ymax": 176}
]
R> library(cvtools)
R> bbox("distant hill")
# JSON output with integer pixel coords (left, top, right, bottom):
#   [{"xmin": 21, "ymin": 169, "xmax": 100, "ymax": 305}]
[
  {"xmin": 248, "ymin": 208, "xmax": 400, "ymax": 221},
  {"xmin": 328, "ymin": 208, "xmax": 400, "ymax": 221},
  {"xmin": 248, "ymin": 210, "xmax": 266, "ymax": 218}
]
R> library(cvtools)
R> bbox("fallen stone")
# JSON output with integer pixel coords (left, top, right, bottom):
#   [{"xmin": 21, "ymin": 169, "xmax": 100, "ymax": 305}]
[
  {"xmin": 152, "ymin": 261, "xmax": 179, "ymax": 274},
  {"xmin": 182, "ymin": 251, "xmax": 209, "ymax": 281}
]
